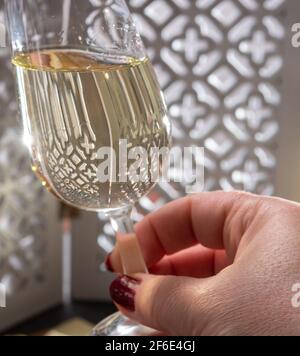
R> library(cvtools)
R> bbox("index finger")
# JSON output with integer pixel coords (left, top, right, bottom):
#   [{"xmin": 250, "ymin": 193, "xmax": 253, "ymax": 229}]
[{"xmin": 109, "ymin": 191, "xmax": 262, "ymax": 271}]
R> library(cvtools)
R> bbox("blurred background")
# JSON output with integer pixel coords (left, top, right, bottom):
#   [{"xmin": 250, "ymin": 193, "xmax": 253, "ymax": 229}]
[{"xmin": 1, "ymin": 0, "xmax": 300, "ymax": 336}]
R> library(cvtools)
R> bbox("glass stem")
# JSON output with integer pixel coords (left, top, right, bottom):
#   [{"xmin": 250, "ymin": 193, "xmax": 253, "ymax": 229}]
[{"xmin": 108, "ymin": 206, "xmax": 148, "ymax": 275}]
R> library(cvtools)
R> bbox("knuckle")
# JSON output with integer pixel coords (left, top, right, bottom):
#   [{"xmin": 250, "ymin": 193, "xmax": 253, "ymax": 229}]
[
  {"xmin": 149, "ymin": 278, "xmax": 210, "ymax": 335},
  {"xmin": 150, "ymin": 278, "xmax": 180, "ymax": 331}
]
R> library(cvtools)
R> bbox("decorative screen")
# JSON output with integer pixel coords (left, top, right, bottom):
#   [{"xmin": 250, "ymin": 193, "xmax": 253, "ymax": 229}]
[
  {"xmin": 131, "ymin": 0, "xmax": 285, "ymax": 199},
  {"xmin": 0, "ymin": 2, "xmax": 62, "ymax": 331}
]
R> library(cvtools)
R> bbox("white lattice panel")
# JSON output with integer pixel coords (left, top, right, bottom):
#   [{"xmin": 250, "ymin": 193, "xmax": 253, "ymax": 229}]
[
  {"xmin": 0, "ymin": 1, "xmax": 62, "ymax": 331},
  {"xmin": 133, "ymin": 0, "xmax": 285, "ymax": 198}
]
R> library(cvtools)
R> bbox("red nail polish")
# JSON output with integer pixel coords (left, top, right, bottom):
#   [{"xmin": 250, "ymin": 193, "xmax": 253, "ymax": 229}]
[
  {"xmin": 149, "ymin": 265, "xmax": 159, "ymax": 274},
  {"xmin": 105, "ymin": 253, "xmax": 114, "ymax": 272},
  {"xmin": 110, "ymin": 275, "xmax": 141, "ymax": 312}
]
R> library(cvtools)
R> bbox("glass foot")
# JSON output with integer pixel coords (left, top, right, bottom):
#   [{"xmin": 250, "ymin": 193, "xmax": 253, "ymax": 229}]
[{"xmin": 91, "ymin": 312, "xmax": 160, "ymax": 336}]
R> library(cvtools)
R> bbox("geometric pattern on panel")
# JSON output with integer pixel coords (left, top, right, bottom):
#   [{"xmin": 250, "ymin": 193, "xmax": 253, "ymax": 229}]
[
  {"xmin": 97, "ymin": 0, "xmax": 286, "ymax": 254},
  {"xmin": 131, "ymin": 0, "xmax": 286, "ymax": 197},
  {"xmin": 0, "ymin": 5, "xmax": 49, "ymax": 298}
]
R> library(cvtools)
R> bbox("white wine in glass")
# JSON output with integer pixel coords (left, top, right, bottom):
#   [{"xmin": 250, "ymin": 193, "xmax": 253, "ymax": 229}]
[{"xmin": 13, "ymin": 49, "xmax": 170, "ymax": 211}]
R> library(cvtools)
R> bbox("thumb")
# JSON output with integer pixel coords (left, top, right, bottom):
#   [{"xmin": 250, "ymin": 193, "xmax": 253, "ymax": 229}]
[{"xmin": 109, "ymin": 273, "xmax": 217, "ymax": 336}]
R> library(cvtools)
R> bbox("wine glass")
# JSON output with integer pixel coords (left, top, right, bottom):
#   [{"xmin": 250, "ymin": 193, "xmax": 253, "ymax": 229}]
[{"xmin": 5, "ymin": 0, "xmax": 171, "ymax": 336}]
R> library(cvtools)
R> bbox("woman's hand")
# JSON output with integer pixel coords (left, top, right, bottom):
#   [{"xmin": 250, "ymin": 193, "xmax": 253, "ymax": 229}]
[{"xmin": 107, "ymin": 192, "xmax": 300, "ymax": 336}]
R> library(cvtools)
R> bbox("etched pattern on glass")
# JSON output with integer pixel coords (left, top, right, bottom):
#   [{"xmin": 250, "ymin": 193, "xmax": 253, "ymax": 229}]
[
  {"xmin": 96, "ymin": 0, "xmax": 286, "ymax": 252},
  {"xmin": 0, "ymin": 5, "xmax": 47, "ymax": 296}
]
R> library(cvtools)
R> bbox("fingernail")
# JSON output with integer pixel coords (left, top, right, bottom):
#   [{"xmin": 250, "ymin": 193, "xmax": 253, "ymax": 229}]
[
  {"xmin": 110, "ymin": 275, "xmax": 141, "ymax": 312},
  {"xmin": 105, "ymin": 253, "xmax": 114, "ymax": 273},
  {"xmin": 148, "ymin": 265, "xmax": 159, "ymax": 274}
]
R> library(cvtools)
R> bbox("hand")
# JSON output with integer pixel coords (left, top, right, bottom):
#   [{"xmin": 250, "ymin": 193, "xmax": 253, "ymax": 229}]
[{"xmin": 107, "ymin": 192, "xmax": 300, "ymax": 336}]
